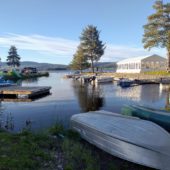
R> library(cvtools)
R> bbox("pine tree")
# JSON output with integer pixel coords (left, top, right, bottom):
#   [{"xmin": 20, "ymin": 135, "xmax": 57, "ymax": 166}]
[
  {"xmin": 143, "ymin": 0, "xmax": 170, "ymax": 70},
  {"xmin": 6, "ymin": 46, "xmax": 20, "ymax": 67},
  {"xmin": 80, "ymin": 25, "xmax": 105, "ymax": 73},
  {"xmin": 70, "ymin": 45, "xmax": 89, "ymax": 72}
]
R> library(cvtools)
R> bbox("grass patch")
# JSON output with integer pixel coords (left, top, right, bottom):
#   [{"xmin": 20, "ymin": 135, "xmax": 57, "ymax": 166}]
[
  {"xmin": 0, "ymin": 123, "xmax": 154, "ymax": 170},
  {"xmin": 0, "ymin": 130, "xmax": 51, "ymax": 170},
  {"xmin": 144, "ymin": 70, "xmax": 170, "ymax": 76}
]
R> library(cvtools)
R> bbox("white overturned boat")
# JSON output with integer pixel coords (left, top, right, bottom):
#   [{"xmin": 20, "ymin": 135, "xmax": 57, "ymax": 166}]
[
  {"xmin": 95, "ymin": 77, "xmax": 113, "ymax": 83},
  {"xmin": 70, "ymin": 110, "xmax": 170, "ymax": 170}
]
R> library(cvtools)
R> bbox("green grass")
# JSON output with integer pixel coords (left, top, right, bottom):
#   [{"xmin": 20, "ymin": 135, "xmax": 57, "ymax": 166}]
[
  {"xmin": 0, "ymin": 124, "xmax": 154, "ymax": 170},
  {"xmin": 0, "ymin": 130, "xmax": 51, "ymax": 170},
  {"xmin": 0, "ymin": 125, "xmax": 99, "ymax": 170},
  {"xmin": 144, "ymin": 70, "xmax": 170, "ymax": 76}
]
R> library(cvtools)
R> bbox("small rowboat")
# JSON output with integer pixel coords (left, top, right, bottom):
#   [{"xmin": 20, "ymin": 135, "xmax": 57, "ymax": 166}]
[
  {"xmin": 71, "ymin": 110, "xmax": 170, "ymax": 170},
  {"xmin": 121, "ymin": 105, "xmax": 170, "ymax": 131}
]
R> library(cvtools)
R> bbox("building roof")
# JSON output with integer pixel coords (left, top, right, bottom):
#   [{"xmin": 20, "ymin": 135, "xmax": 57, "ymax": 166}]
[{"xmin": 117, "ymin": 54, "xmax": 166, "ymax": 64}]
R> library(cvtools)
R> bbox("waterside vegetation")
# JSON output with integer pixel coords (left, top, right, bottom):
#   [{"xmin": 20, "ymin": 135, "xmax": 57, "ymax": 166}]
[
  {"xmin": 3, "ymin": 71, "xmax": 49, "ymax": 81},
  {"xmin": 0, "ymin": 124, "xmax": 153, "ymax": 170}
]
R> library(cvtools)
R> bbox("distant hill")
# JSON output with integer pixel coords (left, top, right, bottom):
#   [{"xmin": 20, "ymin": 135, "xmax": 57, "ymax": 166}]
[
  {"xmin": 0, "ymin": 61, "xmax": 117, "ymax": 71},
  {"xmin": 0, "ymin": 61, "xmax": 68, "ymax": 71},
  {"xmin": 94, "ymin": 62, "xmax": 117, "ymax": 68}
]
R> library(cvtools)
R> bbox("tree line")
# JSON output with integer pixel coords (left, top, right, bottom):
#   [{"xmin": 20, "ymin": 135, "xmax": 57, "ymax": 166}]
[{"xmin": 70, "ymin": 0, "xmax": 170, "ymax": 72}]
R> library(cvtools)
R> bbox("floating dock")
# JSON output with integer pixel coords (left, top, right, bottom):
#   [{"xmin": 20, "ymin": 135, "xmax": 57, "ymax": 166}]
[{"xmin": 0, "ymin": 86, "xmax": 51, "ymax": 99}]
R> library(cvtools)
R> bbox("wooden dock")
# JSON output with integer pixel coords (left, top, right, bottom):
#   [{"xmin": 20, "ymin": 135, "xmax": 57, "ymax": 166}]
[{"xmin": 0, "ymin": 86, "xmax": 51, "ymax": 99}]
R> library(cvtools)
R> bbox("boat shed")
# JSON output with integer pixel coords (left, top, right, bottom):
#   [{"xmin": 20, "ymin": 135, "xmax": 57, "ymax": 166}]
[{"xmin": 116, "ymin": 54, "xmax": 167, "ymax": 73}]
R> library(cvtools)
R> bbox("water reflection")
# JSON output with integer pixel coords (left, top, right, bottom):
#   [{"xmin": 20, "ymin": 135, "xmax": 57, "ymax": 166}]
[
  {"xmin": 165, "ymin": 92, "xmax": 170, "ymax": 110},
  {"xmin": 160, "ymin": 84, "xmax": 170, "ymax": 110},
  {"xmin": 22, "ymin": 77, "xmax": 38, "ymax": 83},
  {"xmin": 73, "ymin": 81, "xmax": 104, "ymax": 112},
  {"xmin": 115, "ymin": 84, "xmax": 163, "ymax": 103},
  {"xmin": 1, "ymin": 72, "xmax": 170, "ymax": 132}
]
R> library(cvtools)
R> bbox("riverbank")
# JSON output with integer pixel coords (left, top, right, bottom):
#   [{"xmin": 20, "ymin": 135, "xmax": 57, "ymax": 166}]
[
  {"xmin": 0, "ymin": 125, "xmax": 153, "ymax": 170},
  {"xmin": 83, "ymin": 70, "xmax": 170, "ymax": 80}
]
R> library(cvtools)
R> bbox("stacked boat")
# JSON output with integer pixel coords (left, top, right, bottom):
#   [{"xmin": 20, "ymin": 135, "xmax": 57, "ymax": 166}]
[{"xmin": 71, "ymin": 110, "xmax": 170, "ymax": 170}]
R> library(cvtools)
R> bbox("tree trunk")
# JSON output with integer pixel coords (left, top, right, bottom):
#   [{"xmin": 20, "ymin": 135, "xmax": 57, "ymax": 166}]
[{"xmin": 91, "ymin": 59, "xmax": 94, "ymax": 73}]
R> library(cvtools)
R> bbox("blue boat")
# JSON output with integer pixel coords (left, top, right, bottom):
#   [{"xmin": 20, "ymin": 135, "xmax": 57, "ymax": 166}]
[
  {"xmin": 118, "ymin": 78, "xmax": 133, "ymax": 88},
  {"xmin": 121, "ymin": 104, "xmax": 170, "ymax": 131},
  {"xmin": 0, "ymin": 77, "xmax": 15, "ymax": 87}
]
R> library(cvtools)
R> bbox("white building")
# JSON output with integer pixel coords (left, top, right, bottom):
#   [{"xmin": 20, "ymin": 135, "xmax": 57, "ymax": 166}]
[{"xmin": 116, "ymin": 54, "xmax": 167, "ymax": 73}]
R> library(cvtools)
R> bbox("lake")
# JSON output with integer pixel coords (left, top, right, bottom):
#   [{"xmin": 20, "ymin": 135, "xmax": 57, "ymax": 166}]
[{"xmin": 0, "ymin": 71, "xmax": 169, "ymax": 132}]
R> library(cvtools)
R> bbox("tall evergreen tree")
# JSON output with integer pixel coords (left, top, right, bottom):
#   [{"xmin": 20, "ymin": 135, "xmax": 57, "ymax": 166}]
[
  {"xmin": 70, "ymin": 45, "xmax": 89, "ymax": 72},
  {"xmin": 143, "ymin": 0, "xmax": 170, "ymax": 70},
  {"xmin": 80, "ymin": 25, "xmax": 105, "ymax": 73},
  {"xmin": 6, "ymin": 46, "xmax": 20, "ymax": 67}
]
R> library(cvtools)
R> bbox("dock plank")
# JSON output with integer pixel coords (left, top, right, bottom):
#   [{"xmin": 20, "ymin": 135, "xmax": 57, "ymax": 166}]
[{"xmin": 0, "ymin": 86, "xmax": 51, "ymax": 97}]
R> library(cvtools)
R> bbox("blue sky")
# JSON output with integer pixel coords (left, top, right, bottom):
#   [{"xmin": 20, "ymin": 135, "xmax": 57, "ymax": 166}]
[{"xmin": 0, "ymin": 0, "xmax": 168, "ymax": 64}]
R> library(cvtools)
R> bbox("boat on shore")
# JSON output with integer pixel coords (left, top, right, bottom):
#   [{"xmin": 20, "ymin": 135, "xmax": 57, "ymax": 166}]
[
  {"xmin": 121, "ymin": 105, "xmax": 170, "ymax": 131},
  {"xmin": 71, "ymin": 110, "xmax": 170, "ymax": 170}
]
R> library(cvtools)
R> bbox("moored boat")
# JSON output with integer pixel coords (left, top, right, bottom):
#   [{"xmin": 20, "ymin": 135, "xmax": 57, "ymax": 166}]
[
  {"xmin": 121, "ymin": 105, "xmax": 170, "ymax": 131},
  {"xmin": 117, "ymin": 78, "xmax": 134, "ymax": 87},
  {"xmin": 71, "ymin": 110, "xmax": 170, "ymax": 170},
  {"xmin": 0, "ymin": 77, "xmax": 15, "ymax": 87}
]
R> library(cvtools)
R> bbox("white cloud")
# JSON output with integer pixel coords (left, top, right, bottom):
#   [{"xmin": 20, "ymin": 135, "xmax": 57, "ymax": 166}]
[
  {"xmin": 0, "ymin": 33, "xmax": 166, "ymax": 63},
  {"xmin": 102, "ymin": 44, "xmax": 166, "ymax": 62},
  {"xmin": 0, "ymin": 33, "xmax": 78, "ymax": 56}
]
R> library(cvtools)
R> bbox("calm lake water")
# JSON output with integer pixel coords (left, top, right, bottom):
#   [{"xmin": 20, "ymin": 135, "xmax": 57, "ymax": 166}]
[{"xmin": 0, "ymin": 71, "xmax": 169, "ymax": 132}]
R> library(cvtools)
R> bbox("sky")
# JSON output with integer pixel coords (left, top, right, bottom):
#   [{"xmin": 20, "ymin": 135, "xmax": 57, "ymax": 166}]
[{"xmin": 0, "ymin": 0, "xmax": 168, "ymax": 64}]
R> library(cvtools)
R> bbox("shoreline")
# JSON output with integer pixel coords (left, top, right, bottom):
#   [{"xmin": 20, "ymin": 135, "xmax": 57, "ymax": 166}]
[
  {"xmin": 0, "ymin": 124, "xmax": 154, "ymax": 170},
  {"xmin": 82, "ymin": 71, "xmax": 170, "ymax": 80}
]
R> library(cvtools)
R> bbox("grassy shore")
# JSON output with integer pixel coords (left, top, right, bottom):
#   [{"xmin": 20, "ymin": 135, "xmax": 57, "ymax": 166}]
[
  {"xmin": 0, "ymin": 125, "xmax": 154, "ymax": 170},
  {"xmin": 3, "ymin": 72, "xmax": 49, "ymax": 81},
  {"xmin": 82, "ymin": 70, "xmax": 170, "ymax": 80}
]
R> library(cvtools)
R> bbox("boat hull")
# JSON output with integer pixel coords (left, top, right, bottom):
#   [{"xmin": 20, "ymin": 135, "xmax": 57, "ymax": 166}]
[
  {"xmin": 117, "ymin": 79, "xmax": 133, "ymax": 87},
  {"xmin": 71, "ymin": 111, "xmax": 170, "ymax": 170}
]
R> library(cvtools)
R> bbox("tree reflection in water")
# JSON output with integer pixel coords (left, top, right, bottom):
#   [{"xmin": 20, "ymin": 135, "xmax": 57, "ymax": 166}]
[{"xmin": 73, "ymin": 80, "xmax": 104, "ymax": 112}]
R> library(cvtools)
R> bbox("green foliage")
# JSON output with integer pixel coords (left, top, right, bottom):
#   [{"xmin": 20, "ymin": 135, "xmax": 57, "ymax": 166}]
[
  {"xmin": 65, "ymin": 129, "xmax": 80, "ymax": 140},
  {"xmin": 3, "ymin": 71, "xmax": 49, "ymax": 81},
  {"xmin": 80, "ymin": 25, "xmax": 105, "ymax": 73},
  {"xmin": 6, "ymin": 45, "xmax": 21, "ymax": 67},
  {"xmin": 143, "ymin": 0, "xmax": 170, "ymax": 69},
  {"xmin": 0, "ymin": 123, "xmax": 153, "ymax": 170},
  {"xmin": 48, "ymin": 123, "xmax": 65, "ymax": 136},
  {"xmin": 0, "ymin": 131, "xmax": 51, "ymax": 170},
  {"xmin": 62, "ymin": 138, "xmax": 100, "ymax": 170},
  {"xmin": 144, "ymin": 70, "xmax": 170, "ymax": 75},
  {"xmin": 70, "ymin": 45, "xmax": 90, "ymax": 72}
]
